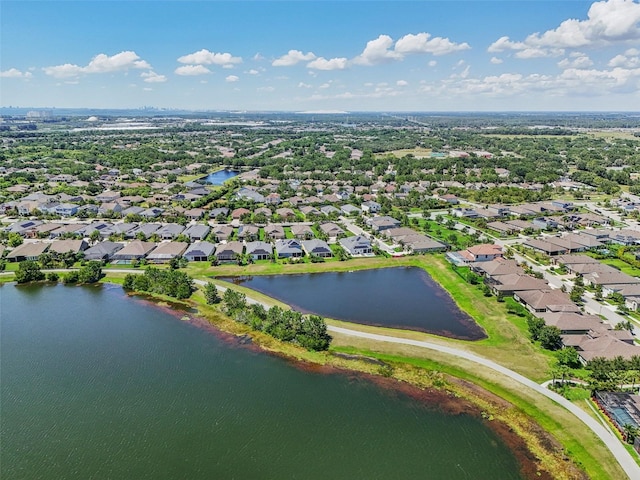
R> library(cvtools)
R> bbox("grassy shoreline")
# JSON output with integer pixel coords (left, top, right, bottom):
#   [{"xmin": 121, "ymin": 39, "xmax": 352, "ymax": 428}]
[{"xmin": 4, "ymin": 255, "xmax": 629, "ymax": 478}]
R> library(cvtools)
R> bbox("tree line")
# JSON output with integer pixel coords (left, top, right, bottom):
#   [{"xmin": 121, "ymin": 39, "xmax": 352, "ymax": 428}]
[{"xmin": 212, "ymin": 285, "xmax": 331, "ymax": 351}]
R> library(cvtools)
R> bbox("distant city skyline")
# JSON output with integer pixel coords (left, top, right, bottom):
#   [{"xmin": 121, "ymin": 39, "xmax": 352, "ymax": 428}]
[{"xmin": 2, "ymin": 0, "xmax": 640, "ymax": 112}]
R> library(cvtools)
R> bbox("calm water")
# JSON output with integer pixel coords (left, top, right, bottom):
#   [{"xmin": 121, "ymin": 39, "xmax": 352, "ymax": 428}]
[
  {"xmin": 222, "ymin": 267, "xmax": 486, "ymax": 340},
  {"xmin": 0, "ymin": 284, "xmax": 521, "ymax": 479},
  {"xmin": 202, "ymin": 169, "xmax": 239, "ymax": 185}
]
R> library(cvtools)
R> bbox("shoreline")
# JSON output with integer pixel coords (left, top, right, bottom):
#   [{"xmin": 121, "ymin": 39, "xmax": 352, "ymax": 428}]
[
  {"xmin": 3, "ymin": 257, "xmax": 633, "ymax": 478},
  {"xmin": 130, "ymin": 288, "xmax": 561, "ymax": 479}
]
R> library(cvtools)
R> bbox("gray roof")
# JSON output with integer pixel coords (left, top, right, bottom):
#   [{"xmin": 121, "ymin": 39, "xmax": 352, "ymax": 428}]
[
  {"xmin": 83, "ymin": 241, "xmax": 124, "ymax": 260},
  {"xmin": 274, "ymin": 239, "xmax": 302, "ymax": 255},
  {"xmin": 183, "ymin": 224, "xmax": 211, "ymax": 238},
  {"xmin": 246, "ymin": 241, "xmax": 273, "ymax": 255},
  {"xmin": 184, "ymin": 241, "xmax": 216, "ymax": 259}
]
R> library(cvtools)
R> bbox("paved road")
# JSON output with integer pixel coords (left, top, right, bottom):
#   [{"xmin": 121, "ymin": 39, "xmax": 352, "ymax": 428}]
[
  {"xmin": 326, "ymin": 325, "xmax": 640, "ymax": 480},
  {"xmin": 8, "ymin": 269, "xmax": 639, "ymax": 476}
]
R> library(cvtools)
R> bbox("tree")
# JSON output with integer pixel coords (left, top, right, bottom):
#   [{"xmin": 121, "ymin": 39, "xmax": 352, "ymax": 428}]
[
  {"xmin": 14, "ymin": 260, "xmax": 45, "ymax": 283},
  {"xmin": 556, "ymin": 347, "xmax": 581, "ymax": 368},
  {"xmin": 539, "ymin": 326, "xmax": 563, "ymax": 350},
  {"xmin": 89, "ymin": 229, "xmax": 101, "ymax": 245},
  {"xmin": 8, "ymin": 233, "xmax": 23, "ymax": 248},
  {"xmin": 78, "ymin": 261, "xmax": 103, "ymax": 283},
  {"xmin": 204, "ymin": 282, "xmax": 221, "ymax": 304},
  {"xmin": 526, "ymin": 316, "xmax": 546, "ymax": 341}
]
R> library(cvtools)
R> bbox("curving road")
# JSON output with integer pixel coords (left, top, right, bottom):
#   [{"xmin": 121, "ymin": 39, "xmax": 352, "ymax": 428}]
[
  {"xmin": 11, "ymin": 270, "xmax": 638, "ymax": 477},
  {"xmin": 326, "ymin": 325, "xmax": 640, "ymax": 480}
]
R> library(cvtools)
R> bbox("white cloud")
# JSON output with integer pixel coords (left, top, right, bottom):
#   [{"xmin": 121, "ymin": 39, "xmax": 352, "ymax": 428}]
[
  {"xmin": 247, "ymin": 69, "xmax": 260, "ymax": 75},
  {"xmin": 395, "ymin": 32, "xmax": 470, "ymax": 56},
  {"xmin": 396, "ymin": 80, "xmax": 408, "ymax": 86},
  {"xmin": 43, "ymin": 64, "xmax": 85, "ymax": 78},
  {"xmin": 272, "ymin": 50, "xmax": 316, "ymax": 66},
  {"xmin": 319, "ymin": 82, "xmax": 331, "ymax": 89},
  {"xmin": 0, "ymin": 68, "xmax": 33, "ymax": 78},
  {"xmin": 428, "ymin": 60, "xmax": 437, "ymax": 67},
  {"xmin": 298, "ymin": 82, "xmax": 312, "ymax": 88},
  {"xmin": 174, "ymin": 65, "xmax": 211, "ymax": 76},
  {"xmin": 257, "ymin": 86, "xmax": 275, "ymax": 92},
  {"xmin": 488, "ymin": 0, "xmax": 640, "ymax": 58},
  {"xmin": 609, "ymin": 49, "xmax": 640, "ymax": 67},
  {"xmin": 490, "ymin": 57, "xmax": 503, "ymax": 64},
  {"xmin": 141, "ymin": 71, "xmax": 167, "ymax": 83},
  {"xmin": 43, "ymin": 51, "xmax": 152, "ymax": 78},
  {"xmin": 177, "ymin": 49, "xmax": 242, "ymax": 66},
  {"xmin": 353, "ymin": 35, "xmax": 402, "ymax": 65},
  {"xmin": 307, "ymin": 57, "xmax": 348, "ymax": 70},
  {"xmin": 558, "ymin": 54, "xmax": 594, "ymax": 69},
  {"xmin": 225, "ymin": 75, "xmax": 239, "ymax": 82}
]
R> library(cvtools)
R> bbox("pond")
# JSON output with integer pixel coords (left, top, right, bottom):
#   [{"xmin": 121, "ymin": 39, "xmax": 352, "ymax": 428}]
[
  {"xmin": 221, "ymin": 267, "xmax": 486, "ymax": 340},
  {"xmin": 201, "ymin": 168, "xmax": 239, "ymax": 185},
  {"xmin": 0, "ymin": 283, "xmax": 521, "ymax": 479}
]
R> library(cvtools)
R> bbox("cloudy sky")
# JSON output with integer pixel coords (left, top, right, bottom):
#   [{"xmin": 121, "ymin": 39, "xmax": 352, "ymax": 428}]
[{"xmin": 1, "ymin": 0, "xmax": 640, "ymax": 111}]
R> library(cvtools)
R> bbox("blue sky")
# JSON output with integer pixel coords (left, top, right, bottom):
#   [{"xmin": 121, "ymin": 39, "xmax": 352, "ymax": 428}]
[{"xmin": 1, "ymin": 0, "xmax": 640, "ymax": 111}]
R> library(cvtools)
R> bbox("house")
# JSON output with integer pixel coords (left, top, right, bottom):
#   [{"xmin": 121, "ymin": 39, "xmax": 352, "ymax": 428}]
[
  {"xmin": 514, "ymin": 289, "xmax": 580, "ymax": 314},
  {"xmin": 368, "ymin": 216, "xmax": 401, "ymax": 232},
  {"xmin": 340, "ymin": 235, "xmax": 373, "ymax": 256},
  {"xmin": 523, "ymin": 238, "xmax": 569, "ymax": 256},
  {"xmin": 126, "ymin": 223, "xmax": 161, "ymax": 239},
  {"xmin": 237, "ymin": 224, "xmax": 260, "ymax": 241},
  {"xmin": 215, "ymin": 241, "xmax": 244, "ymax": 263},
  {"xmin": 439, "ymin": 194, "xmax": 459, "ymax": 204},
  {"xmin": 101, "ymin": 222, "xmax": 138, "ymax": 239},
  {"xmin": 491, "ymin": 274, "xmax": 549, "ymax": 297},
  {"xmin": 537, "ymin": 312, "xmax": 604, "ymax": 335},
  {"xmin": 54, "ymin": 203, "xmax": 79, "ymax": 217},
  {"xmin": 98, "ymin": 202, "xmax": 124, "ymax": 216},
  {"xmin": 340, "ymin": 204, "xmax": 361, "ymax": 216},
  {"xmin": 290, "ymin": 224, "xmax": 315, "ymax": 240},
  {"xmin": 209, "ymin": 207, "xmax": 230, "ymax": 219},
  {"xmin": 320, "ymin": 205, "xmax": 341, "ymax": 216},
  {"xmin": 265, "ymin": 193, "xmax": 281, "ymax": 205},
  {"xmin": 183, "ymin": 241, "xmax": 216, "ymax": 262},
  {"xmin": 318, "ymin": 222, "xmax": 345, "ymax": 241},
  {"xmin": 48, "ymin": 239, "xmax": 88, "ymax": 255},
  {"xmin": 447, "ymin": 244, "xmax": 503, "ymax": 265},
  {"xmin": 275, "ymin": 208, "xmax": 296, "ymax": 221},
  {"xmin": 146, "ymin": 242, "xmax": 188, "ymax": 263},
  {"xmin": 254, "ymin": 207, "xmax": 273, "ymax": 219},
  {"xmin": 183, "ymin": 224, "xmax": 210, "ymax": 241},
  {"xmin": 236, "ymin": 187, "xmax": 265, "ymax": 203},
  {"xmin": 231, "ymin": 208, "xmax": 251, "ymax": 220},
  {"xmin": 83, "ymin": 241, "xmax": 124, "ymax": 261},
  {"xmin": 361, "ymin": 201, "xmax": 381, "ymax": 213},
  {"xmin": 112, "ymin": 240, "xmax": 156, "ymax": 263},
  {"xmin": 140, "ymin": 207, "xmax": 164, "ymax": 219},
  {"xmin": 264, "ymin": 224, "xmax": 285, "ymax": 240},
  {"xmin": 210, "ymin": 225, "xmax": 234, "ymax": 242},
  {"xmin": 246, "ymin": 241, "xmax": 273, "ymax": 261},
  {"xmin": 302, "ymin": 239, "xmax": 333, "ymax": 258},
  {"xmin": 5, "ymin": 220, "xmax": 43, "ymax": 236},
  {"xmin": 156, "ymin": 223, "xmax": 185, "ymax": 240},
  {"xmin": 184, "ymin": 208, "xmax": 206, "ymax": 220},
  {"xmin": 300, "ymin": 206, "xmax": 321, "ymax": 217},
  {"xmin": 274, "ymin": 239, "xmax": 303, "ymax": 258},
  {"xmin": 6, "ymin": 242, "xmax": 50, "ymax": 262}
]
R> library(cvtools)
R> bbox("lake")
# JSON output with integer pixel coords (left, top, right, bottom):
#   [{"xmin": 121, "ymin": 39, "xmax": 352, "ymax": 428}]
[
  {"xmin": 201, "ymin": 169, "xmax": 239, "ymax": 185},
  {"xmin": 0, "ymin": 283, "xmax": 523, "ymax": 479},
  {"xmin": 221, "ymin": 267, "xmax": 486, "ymax": 340}
]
